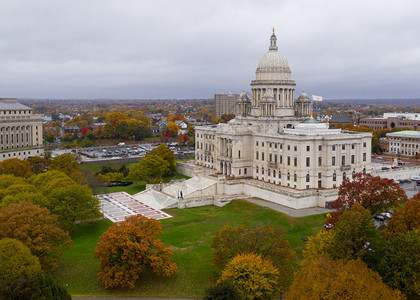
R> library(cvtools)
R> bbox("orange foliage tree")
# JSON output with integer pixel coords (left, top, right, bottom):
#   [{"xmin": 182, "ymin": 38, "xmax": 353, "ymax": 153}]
[
  {"xmin": 94, "ymin": 215, "xmax": 177, "ymax": 289},
  {"xmin": 0, "ymin": 202, "xmax": 72, "ymax": 272},
  {"xmin": 329, "ymin": 173, "xmax": 407, "ymax": 224},
  {"xmin": 383, "ymin": 193, "xmax": 420, "ymax": 237},
  {"xmin": 286, "ymin": 255, "xmax": 404, "ymax": 300},
  {"xmin": 218, "ymin": 253, "xmax": 279, "ymax": 300},
  {"xmin": 166, "ymin": 122, "xmax": 179, "ymax": 137}
]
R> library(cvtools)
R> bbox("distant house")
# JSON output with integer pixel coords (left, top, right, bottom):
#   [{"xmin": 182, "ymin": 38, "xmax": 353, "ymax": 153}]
[
  {"xmin": 61, "ymin": 126, "xmax": 81, "ymax": 138},
  {"xmin": 175, "ymin": 120, "xmax": 188, "ymax": 135},
  {"xmin": 150, "ymin": 126, "xmax": 159, "ymax": 136},
  {"xmin": 329, "ymin": 116, "xmax": 353, "ymax": 124}
]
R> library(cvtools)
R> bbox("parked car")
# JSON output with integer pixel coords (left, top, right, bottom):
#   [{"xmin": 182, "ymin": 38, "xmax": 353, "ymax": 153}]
[
  {"xmin": 374, "ymin": 215, "xmax": 385, "ymax": 221},
  {"xmin": 381, "ymin": 166, "xmax": 390, "ymax": 170},
  {"xmin": 381, "ymin": 212, "xmax": 392, "ymax": 219},
  {"xmin": 397, "ymin": 160, "xmax": 405, "ymax": 165},
  {"xmin": 403, "ymin": 179, "xmax": 411, "ymax": 183}
]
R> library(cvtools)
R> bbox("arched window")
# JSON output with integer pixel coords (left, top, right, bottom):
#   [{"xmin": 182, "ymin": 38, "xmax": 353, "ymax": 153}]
[
  {"xmin": 363, "ymin": 168, "xmax": 366, "ymax": 175},
  {"xmin": 294, "ymin": 174, "xmax": 297, "ymax": 182},
  {"xmin": 352, "ymin": 170, "xmax": 356, "ymax": 179},
  {"xmin": 268, "ymin": 169, "xmax": 271, "ymax": 176},
  {"xmin": 287, "ymin": 172, "xmax": 290, "ymax": 180},
  {"xmin": 306, "ymin": 174, "xmax": 310, "ymax": 182},
  {"xmin": 343, "ymin": 172, "xmax": 346, "ymax": 180},
  {"xmin": 273, "ymin": 170, "xmax": 276, "ymax": 177},
  {"xmin": 278, "ymin": 171, "xmax": 281, "ymax": 178},
  {"xmin": 262, "ymin": 167, "xmax": 265, "ymax": 175},
  {"xmin": 256, "ymin": 166, "xmax": 259, "ymax": 174},
  {"xmin": 333, "ymin": 173, "xmax": 337, "ymax": 181}
]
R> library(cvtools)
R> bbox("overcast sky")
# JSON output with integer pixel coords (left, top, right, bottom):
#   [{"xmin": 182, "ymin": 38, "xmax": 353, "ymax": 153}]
[{"xmin": 1, "ymin": 0, "xmax": 419, "ymax": 100}]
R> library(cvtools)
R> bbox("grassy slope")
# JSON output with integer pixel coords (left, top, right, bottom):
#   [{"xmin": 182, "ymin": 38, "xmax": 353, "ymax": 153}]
[{"xmin": 54, "ymin": 200, "xmax": 325, "ymax": 297}]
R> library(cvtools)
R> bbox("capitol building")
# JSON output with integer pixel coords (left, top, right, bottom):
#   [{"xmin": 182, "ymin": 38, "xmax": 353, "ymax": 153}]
[{"xmin": 194, "ymin": 31, "xmax": 372, "ymax": 200}]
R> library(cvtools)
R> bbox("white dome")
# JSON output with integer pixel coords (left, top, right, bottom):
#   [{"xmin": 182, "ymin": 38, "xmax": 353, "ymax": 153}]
[{"xmin": 255, "ymin": 33, "xmax": 291, "ymax": 81}]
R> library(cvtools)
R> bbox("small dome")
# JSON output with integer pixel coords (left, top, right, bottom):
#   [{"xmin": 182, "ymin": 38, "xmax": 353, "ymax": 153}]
[
  {"xmin": 239, "ymin": 91, "xmax": 250, "ymax": 102},
  {"xmin": 297, "ymin": 91, "xmax": 311, "ymax": 103}
]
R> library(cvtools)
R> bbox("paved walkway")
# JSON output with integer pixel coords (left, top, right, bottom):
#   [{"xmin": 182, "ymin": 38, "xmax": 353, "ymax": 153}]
[{"xmin": 245, "ymin": 197, "xmax": 333, "ymax": 217}]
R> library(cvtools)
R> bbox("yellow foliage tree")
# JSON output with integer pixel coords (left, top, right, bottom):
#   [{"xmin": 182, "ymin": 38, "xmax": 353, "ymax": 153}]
[
  {"xmin": 166, "ymin": 122, "xmax": 179, "ymax": 137},
  {"xmin": 218, "ymin": 253, "xmax": 279, "ymax": 300},
  {"xmin": 286, "ymin": 255, "xmax": 405, "ymax": 300}
]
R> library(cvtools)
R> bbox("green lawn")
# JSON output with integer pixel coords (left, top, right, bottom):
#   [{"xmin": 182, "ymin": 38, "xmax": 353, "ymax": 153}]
[{"xmin": 54, "ymin": 200, "xmax": 325, "ymax": 297}]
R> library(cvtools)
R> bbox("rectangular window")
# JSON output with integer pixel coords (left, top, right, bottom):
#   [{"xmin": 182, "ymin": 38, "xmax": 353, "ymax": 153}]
[
  {"xmin": 318, "ymin": 172, "xmax": 321, "ymax": 179},
  {"xmin": 332, "ymin": 156, "xmax": 336, "ymax": 166},
  {"xmin": 262, "ymin": 153, "xmax": 264, "ymax": 161},
  {"xmin": 294, "ymin": 146, "xmax": 297, "ymax": 151},
  {"xmin": 269, "ymin": 153, "xmax": 272, "ymax": 162},
  {"xmin": 294, "ymin": 157, "xmax": 297, "ymax": 167},
  {"xmin": 318, "ymin": 157, "xmax": 322, "ymax": 166},
  {"xmin": 238, "ymin": 150, "xmax": 241, "ymax": 159},
  {"xmin": 306, "ymin": 157, "xmax": 310, "ymax": 167},
  {"xmin": 332, "ymin": 145, "xmax": 336, "ymax": 151},
  {"xmin": 352, "ymin": 144, "xmax": 355, "ymax": 150},
  {"xmin": 351, "ymin": 155, "xmax": 355, "ymax": 164},
  {"xmin": 342, "ymin": 144, "xmax": 345, "ymax": 150},
  {"xmin": 244, "ymin": 168, "xmax": 247, "ymax": 174},
  {"xmin": 280, "ymin": 155, "xmax": 283, "ymax": 164},
  {"xmin": 319, "ymin": 145, "xmax": 322, "ymax": 151},
  {"xmin": 363, "ymin": 142, "xmax": 366, "ymax": 147},
  {"xmin": 307, "ymin": 145, "xmax": 310, "ymax": 151},
  {"xmin": 287, "ymin": 156, "xmax": 290, "ymax": 166},
  {"xmin": 342, "ymin": 156, "xmax": 345, "ymax": 166},
  {"xmin": 274, "ymin": 154, "xmax": 277, "ymax": 163},
  {"xmin": 256, "ymin": 151, "xmax": 259, "ymax": 160},
  {"xmin": 256, "ymin": 141, "xmax": 259, "ymax": 146},
  {"xmin": 363, "ymin": 153, "xmax": 366, "ymax": 161}
]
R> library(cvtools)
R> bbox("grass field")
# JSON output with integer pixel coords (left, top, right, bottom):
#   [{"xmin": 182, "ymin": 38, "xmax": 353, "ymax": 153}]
[{"xmin": 54, "ymin": 200, "xmax": 325, "ymax": 297}]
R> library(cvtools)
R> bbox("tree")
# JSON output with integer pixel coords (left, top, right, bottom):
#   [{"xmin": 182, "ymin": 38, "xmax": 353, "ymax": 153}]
[
  {"xmin": 375, "ymin": 230, "xmax": 420, "ymax": 299},
  {"xmin": 166, "ymin": 122, "xmax": 179, "ymax": 137},
  {"xmin": 383, "ymin": 195, "xmax": 420, "ymax": 237},
  {"xmin": 329, "ymin": 204, "xmax": 380, "ymax": 261},
  {"xmin": 177, "ymin": 133, "xmax": 184, "ymax": 146},
  {"xmin": 27, "ymin": 156, "xmax": 51, "ymax": 174},
  {"xmin": 220, "ymin": 113, "xmax": 235, "ymax": 123},
  {"xmin": 183, "ymin": 134, "xmax": 189, "ymax": 143},
  {"xmin": 0, "ymin": 202, "xmax": 72, "ymax": 272},
  {"xmin": 0, "ymin": 238, "xmax": 41, "ymax": 284},
  {"xmin": 286, "ymin": 255, "xmax": 404, "ymax": 300},
  {"xmin": 49, "ymin": 154, "xmax": 84, "ymax": 183},
  {"xmin": 0, "ymin": 158, "xmax": 33, "ymax": 178},
  {"xmin": 129, "ymin": 155, "xmax": 170, "ymax": 182},
  {"xmin": 218, "ymin": 253, "xmax": 279, "ymax": 300},
  {"xmin": 212, "ymin": 224, "xmax": 296, "ymax": 293},
  {"xmin": 0, "ymin": 272, "xmax": 71, "ymax": 300},
  {"xmin": 204, "ymin": 281, "xmax": 241, "ymax": 300},
  {"xmin": 329, "ymin": 173, "xmax": 407, "ymax": 224},
  {"xmin": 94, "ymin": 215, "xmax": 177, "ymax": 289},
  {"xmin": 150, "ymin": 144, "xmax": 176, "ymax": 174}
]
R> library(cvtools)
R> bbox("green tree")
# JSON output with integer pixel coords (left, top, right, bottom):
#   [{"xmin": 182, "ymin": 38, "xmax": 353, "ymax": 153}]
[
  {"xmin": 0, "ymin": 158, "xmax": 33, "ymax": 178},
  {"xmin": 150, "ymin": 144, "xmax": 176, "ymax": 174},
  {"xmin": 218, "ymin": 253, "xmax": 279, "ymax": 300},
  {"xmin": 94, "ymin": 215, "xmax": 177, "ymax": 289},
  {"xmin": 0, "ymin": 202, "xmax": 72, "ymax": 271},
  {"xmin": 129, "ymin": 155, "xmax": 170, "ymax": 182},
  {"xmin": 49, "ymin": 154, "xmax": 84, "ymax": 183},
  {"xmin": 0, "ymin": 238, "xmax": 41, "ymax": 284},
  {"xmin": 286, "ymin": 255, "xmax": 404, "ymax": 300},
  {"xmin": 212, "ymin": 224, "xmax": 296, "ymax": 294},
  {"xmin": 204, "ymin": 281, "xmax": 241, "ymax": 300},
  {"xmin": 375, "ymin": 230, "xmax": 420, "ymax": 299},
  {"xmin": 0, "ymin": 271, "xmax": 71, "ymax": 300}
]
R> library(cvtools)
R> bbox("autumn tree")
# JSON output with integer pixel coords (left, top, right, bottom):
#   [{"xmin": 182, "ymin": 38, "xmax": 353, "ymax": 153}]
[
  {"xmin": 49, "ymin": 154, "xmax": 84, "ymax": 183},
  {"xmin": 94, "ymin": 215, "xmax": 177, "ymax": 289},
  {"xmin": 129, "ymin": 155, "xmax": 169, "ymax": 183},
  {"xmin": 218, "ymin": 253, "xmax": 279, "ymax": 300},
  {"xmin": 0, "ymin": 238, "xmax": 41, "ymax": 284},
  {"xmin": 27, "ymin": 156, "xmax": 52, "ymax": 174},
  {"xmin": 383, "ymin": 194, "xmax": 420, "ymax": 237},
  {"xmin": 0, "ymin": 271, "xmax": 71, "ymax": 300},
  {"xmin": 204, "ymin": 281, "xmax": 241, "ymax": 300},
  {"xmin": 329, "ymin": 173, "xmax": 407, "ymax": 224},
  {"xmin": 0, "ymin": 202, "xmax": 72, "ymax": 271},
  {"xmin": 212, "ymin": 224, "xmax": 296, "ymax": 293},
  {"xmin": 150, "ymin": 144, "xmax": 176, "ymax": 174},
  {"xmin": 166, "ymin": 121, "xmax": 179, "ymax": 137},
  {"xmin": 220, "ymin": 113, "xmax": 235, "ymax": 123},
  {"xmin": 0, "ymin": 158, "xmax": 33, "ymax": 178},
  {"xmin": 286, "ymin": 255, "xmax": 404, "ymax": 300}
]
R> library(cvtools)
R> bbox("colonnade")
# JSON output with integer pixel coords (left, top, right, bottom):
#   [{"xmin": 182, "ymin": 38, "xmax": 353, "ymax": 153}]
[
  {"xmin": 0, "ymin": 125, "xmax": 33, "ymax": 150},
  {"xmin": 252, "ymin": 87, "xmax": 295, "ymax": 107}
]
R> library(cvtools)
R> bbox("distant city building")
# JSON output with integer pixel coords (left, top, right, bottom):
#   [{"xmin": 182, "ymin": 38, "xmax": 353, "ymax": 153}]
[
  {"xmin": 195, "ymin": 31, "xmax": 371, "ymax": 195},
  {"xmin": 329, "ymin": 116, "xmax": 353, "ymax": 124},
  {"xmin": 0, "ymin": 98, "xmax": 44, "ymax": 161},
  {"xmin": 360, "ymin": 113, "xmax": 420, "ymax": 130},
  {"xmin": 387, "ymin": 130, "xmax": 420, "ymax": 157},
  {"xmin": 214, "ymin": 92, "xmax": 240, "ymax": 118}
]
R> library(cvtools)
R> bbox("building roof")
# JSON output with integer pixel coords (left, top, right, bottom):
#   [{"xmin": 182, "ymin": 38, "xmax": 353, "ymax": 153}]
[
  {"xmin": 330, "ymin": 116, "xmax": 353, "ymax": 123},
  {"xmin": 0, "ymin": 99, "xmax": 31, "ymax": 110},
  {"xmin": 387, "ymin": 130, "xmax": 420, "ymax": 137}
]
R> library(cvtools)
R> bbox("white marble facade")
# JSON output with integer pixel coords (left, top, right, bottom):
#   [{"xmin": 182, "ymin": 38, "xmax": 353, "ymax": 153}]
[{"xmin": 195, "ymin": 31, "xmax": 371, "ymax": 191}]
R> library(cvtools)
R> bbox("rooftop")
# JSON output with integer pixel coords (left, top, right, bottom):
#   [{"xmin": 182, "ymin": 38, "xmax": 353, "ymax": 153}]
[{"xmin": 387, "ymin": 130, "xmax": 420, "ymax": 137}]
